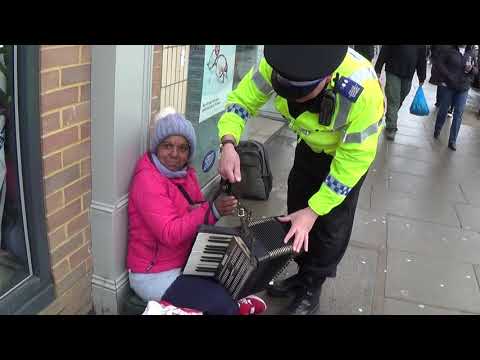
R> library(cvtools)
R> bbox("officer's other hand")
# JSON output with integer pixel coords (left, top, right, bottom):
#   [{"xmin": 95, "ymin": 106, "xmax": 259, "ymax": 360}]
[
  {"xmin": 278, "ymin": 207, "xmax": 319, "ymax": 253},
  {"xmin": 214, "ymin": 195, "xmax": 238, "ymax": 216},
  {"xmin": 219, "ymin": 143, "xmax": 241, "ymax": 183}
]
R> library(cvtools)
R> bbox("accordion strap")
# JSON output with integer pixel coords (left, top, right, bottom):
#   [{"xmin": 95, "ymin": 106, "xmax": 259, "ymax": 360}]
[
  {"xmin": 175, "ymin": 183, "xmax": 212, "ymax": 225},
  {"xmin": 175, "ymin": 183, "xmax": 201, "ymax": 206}
]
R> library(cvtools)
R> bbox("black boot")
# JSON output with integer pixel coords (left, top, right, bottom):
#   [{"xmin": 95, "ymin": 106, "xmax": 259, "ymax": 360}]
[
  {"xmin": 266, "ymin": 273, "xmax": 305, "ymax": 298},
  {"xmin": 282, "ymin": 275, "xmax": 325, "ymax": 315}
]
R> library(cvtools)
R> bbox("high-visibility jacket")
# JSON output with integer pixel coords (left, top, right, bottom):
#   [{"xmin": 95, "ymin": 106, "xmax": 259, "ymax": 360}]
[{"xmin": 218, "ymin": 48, "xmax": 385, "ymax": 216}]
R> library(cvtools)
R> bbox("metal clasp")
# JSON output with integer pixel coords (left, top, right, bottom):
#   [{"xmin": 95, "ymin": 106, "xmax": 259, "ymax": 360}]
[{"xmin": 237, "ymin": 207, "xmax": 246, "ymax": 217}]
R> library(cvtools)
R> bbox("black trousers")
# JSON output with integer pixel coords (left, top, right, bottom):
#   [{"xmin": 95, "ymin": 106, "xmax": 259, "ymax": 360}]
[{"xmin": 288, "ymin": 141, "xmax": 367, "ymax": 279}]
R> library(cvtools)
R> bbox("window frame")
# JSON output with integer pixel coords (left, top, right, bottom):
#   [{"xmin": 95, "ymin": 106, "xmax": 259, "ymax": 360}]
[{"xmin": 0, "ymin": 45, "xmax": 54, "ymax": 314}]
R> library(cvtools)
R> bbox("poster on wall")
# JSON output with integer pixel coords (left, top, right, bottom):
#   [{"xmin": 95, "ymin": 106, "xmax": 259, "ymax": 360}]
[{"xmin": 199, "ymin": 45, "xmax": 236, "ymax": 123}]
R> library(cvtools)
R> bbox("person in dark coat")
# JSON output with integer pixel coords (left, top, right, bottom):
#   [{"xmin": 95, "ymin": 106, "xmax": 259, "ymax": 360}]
[
  {"xmin": 433, "ymin": 45, "xmax": 478, "ymax": 150},
  {"xmin": 354, "ymin": 45, "xmax": 375, "ymax": 62},
  {"xmin": 430, "ymin": 45, "xmax": 453, "ymax": 113},
  {"xmin": 375, "ymin": 45, "xmax": 427, "ymax": 140}
]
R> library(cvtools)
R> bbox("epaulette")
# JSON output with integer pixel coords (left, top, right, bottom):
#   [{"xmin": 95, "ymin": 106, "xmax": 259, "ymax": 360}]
[{"xmin": 336, "ymin": 76, "xmax": 364, "ymax": 102}]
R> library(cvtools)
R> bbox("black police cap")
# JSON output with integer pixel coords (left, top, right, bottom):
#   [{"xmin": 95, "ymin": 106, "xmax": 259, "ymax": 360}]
[{"xmin": 264, "ymin": 45, "xmax": 348, "ymax": 82}]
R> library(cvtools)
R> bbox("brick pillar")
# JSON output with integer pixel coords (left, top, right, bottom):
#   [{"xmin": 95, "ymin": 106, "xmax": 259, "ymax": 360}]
[
  {"xmin": 90, "ymin": 45, "xmax": 153, "ymax": 314},
  {"xmin": 39, "ymin": 45, "xmax": 93, "ymax": 315}
]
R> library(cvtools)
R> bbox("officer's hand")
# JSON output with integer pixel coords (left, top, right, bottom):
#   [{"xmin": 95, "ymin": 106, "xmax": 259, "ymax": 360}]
[
  {"xmin": 219, "ymin": 143, "xmax": 241, "ymax": 183},
  {"xmin": 278, "ymin": 207, "xmax": 319, "ymax": 253}
]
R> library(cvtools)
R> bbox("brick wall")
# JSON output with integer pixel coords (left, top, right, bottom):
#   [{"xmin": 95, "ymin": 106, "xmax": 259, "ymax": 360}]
[{"xmin": 37, "ymin": 45, "xmax": 93, "ymax": 315}]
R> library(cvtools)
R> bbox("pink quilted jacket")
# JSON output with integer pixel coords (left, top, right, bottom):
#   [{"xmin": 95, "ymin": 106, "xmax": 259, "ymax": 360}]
[{"xmin": 126, "ymin": 153, "xmax": 216, "ymax": 273}]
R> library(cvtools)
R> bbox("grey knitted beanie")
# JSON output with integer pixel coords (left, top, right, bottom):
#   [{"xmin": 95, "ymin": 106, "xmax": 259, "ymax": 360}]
[{"xmin": 150, "ymin": 107, "xmax": 196, "ymax": 160}]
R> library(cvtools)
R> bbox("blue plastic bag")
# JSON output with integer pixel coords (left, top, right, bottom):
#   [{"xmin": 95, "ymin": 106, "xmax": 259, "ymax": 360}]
[{"xmin": 409, "ymin": 86, "xmax": 429, "ymax": 116}]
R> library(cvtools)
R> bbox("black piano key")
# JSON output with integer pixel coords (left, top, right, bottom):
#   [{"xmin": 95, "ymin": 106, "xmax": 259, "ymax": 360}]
[
  {"xmin": 208, "ymin": 236, "xmax": 233, "ymax": 241},
  {"xmin": 204, "ymin": 250, "xmax": 226, "ymax": 255},
  {"xmin": 195, "ymin": 267, "xmax": 218, "ymax": 273},
  {"xmin": 204, "ymin": 250, "xmax": 227, "ymax": 255},
  {"xmin": 200, "ymin": 256, "xmax": 222, "ymax": 262},
  {"xmin": 205, "ymin": 245, "xmax": 228, "ymax": 251},
  {"xmin": 200, "ymin": 256, "xmax": 222, "ymax": 263},
  {"xmin": 199, "ymin": 259, "xmax": 221, "ymax": 263},
  {"xmin": 207, "ymin": 239, "xmax": 232, "ymax": 244}
]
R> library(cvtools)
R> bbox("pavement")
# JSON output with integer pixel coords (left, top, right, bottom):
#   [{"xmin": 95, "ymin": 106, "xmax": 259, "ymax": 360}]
[{"xmin": 218, "ymin": 63, "xmax": 480, "ymax": 315}]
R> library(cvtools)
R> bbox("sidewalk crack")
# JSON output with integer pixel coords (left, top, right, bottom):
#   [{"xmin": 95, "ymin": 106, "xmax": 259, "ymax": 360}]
[
  {"xmin": 452, "ymin": 203, "xmax": 463, "ymax": 229},
  {"xmin": 458, "ymin": 183, "xmax": 469, "ymax": 205},
  {"xmin": 473, "ymin": 264, "xmax": 480, "ymax": 291}
]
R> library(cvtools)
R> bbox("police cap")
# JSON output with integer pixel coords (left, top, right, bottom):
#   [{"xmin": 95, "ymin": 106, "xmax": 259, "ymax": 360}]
[{"xmin": 264, "ymin": 45, "xmax": 348, "ymax": 82}]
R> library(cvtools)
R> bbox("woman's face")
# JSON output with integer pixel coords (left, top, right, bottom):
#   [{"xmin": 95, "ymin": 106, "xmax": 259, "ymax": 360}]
[{"xmin": 156, "ymin": 135, "xmax": 190, "ymax": 171}]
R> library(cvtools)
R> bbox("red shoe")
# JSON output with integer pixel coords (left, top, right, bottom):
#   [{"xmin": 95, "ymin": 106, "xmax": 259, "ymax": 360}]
[{"xmin": 237, "ymin": 295, "xmax": 267, "ymax": 315}]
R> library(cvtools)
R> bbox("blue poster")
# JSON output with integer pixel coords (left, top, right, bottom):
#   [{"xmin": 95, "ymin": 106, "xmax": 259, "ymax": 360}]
[{"xmin": 199, "ymin": 45, "xmax": 236, "ymax": 123}]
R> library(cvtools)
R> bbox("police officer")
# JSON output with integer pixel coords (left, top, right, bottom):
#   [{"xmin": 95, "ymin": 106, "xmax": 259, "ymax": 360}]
[{"xmin": 217, "ymin": 45, "xmax": 385, "ymax": 315}]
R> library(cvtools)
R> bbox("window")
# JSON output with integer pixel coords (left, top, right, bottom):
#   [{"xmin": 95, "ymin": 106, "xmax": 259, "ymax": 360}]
[
  {"xmin": 0, "ymin": 44, "xmax": 32, "ymax": 298},
  {"xmin": 0, "ymin": 45, "xmax": 54, "ymax": 314}
]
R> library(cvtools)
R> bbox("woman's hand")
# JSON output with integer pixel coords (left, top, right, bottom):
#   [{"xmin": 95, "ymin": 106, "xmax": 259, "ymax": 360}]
[
  {"xmin": 214, "ymin": 195, "xmax": 238, "ymax": 216},
  {"xmin": 278, "ymin": 207, "xmax": 319, "ymax": 253}
]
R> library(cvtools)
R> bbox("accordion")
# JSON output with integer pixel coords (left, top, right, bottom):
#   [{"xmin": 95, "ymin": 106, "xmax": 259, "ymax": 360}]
[{"xmin": 183, "ymin": 216, "xmax": 294, "ymax": 300}]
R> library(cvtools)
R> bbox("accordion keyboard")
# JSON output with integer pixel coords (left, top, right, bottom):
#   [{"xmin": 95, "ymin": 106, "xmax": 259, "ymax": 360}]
[{"xmin": 182, "ymin": 232, "xmax": 233, "ymax": 277}]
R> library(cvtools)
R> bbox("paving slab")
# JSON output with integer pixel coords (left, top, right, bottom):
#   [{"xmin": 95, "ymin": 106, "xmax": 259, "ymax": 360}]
[
  {"xmin": 371, "ymin": 187, "xmax": 461, "ymax": 228},
  {"xmin": 317, "ymin": 245, "xmax": 378, "ymax": 315},
  {"xmin": 388, "ymin": 172, "xmax": 467, "ymax": 204},
  {"xmin": 248, "ymin": 117, "xmax": 285, "ymax": 144},
  {"xmin": 383, "ymin": 298, "xmax": 465, "ymax": 315},
  {"xmin": 395, "ymin": 126, "xmax": 430, "ymax": 138},
  {"xmin": 388, "ymin": 133, "xmax": 433, "ymax": 149},
  {"xmin": 460, "ymin": 180, "xmax": 480, "ymax": 206},
  {"xmin": 351, "ymin": 208, "xmax": 387, "ymax": 250},
  {"xmin": 455, "ymin": 203, "xmax": 480, "ymax": 232},
  {"xmin": 387, "ymin": 215, "xmax": 480, "ymax": 265},
  {"xmin": 387, "ymin": 142, "xmax": 440, "ymax": 164},
  {"xmin": 358, "ymin": 184, "xmax": 372, "ymax": 210},
  {"xmin": 385, "ymin": 249, "xmax": 480, "ymax": 313},
  {"xmin": 387, "ymin": 156, "xmax": 438, "ymax": 178},
  {"xmin": 396, "ymin": 120, "xmax": 426, "ymax": 130}
]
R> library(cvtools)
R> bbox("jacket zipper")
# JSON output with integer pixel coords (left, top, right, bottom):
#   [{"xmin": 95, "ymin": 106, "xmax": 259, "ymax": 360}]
[{"xmin": 146, "ymin": 238, "xmax": 159, "ymax": 273}]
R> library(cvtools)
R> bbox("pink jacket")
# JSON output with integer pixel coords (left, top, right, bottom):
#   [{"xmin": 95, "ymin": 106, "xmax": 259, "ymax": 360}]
[{"xmin": 126, "ymin": 153, "xmax": 216, "ymax": 273}]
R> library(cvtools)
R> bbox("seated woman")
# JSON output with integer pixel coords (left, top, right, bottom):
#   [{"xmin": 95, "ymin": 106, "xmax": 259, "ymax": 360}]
[{"xmin": 127, "ymin": 107, "xmax": 266, "ymax": 315}]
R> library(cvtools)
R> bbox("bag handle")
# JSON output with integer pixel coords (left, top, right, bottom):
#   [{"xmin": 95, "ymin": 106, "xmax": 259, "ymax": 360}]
[
  {"xmin": 175, "ymin": 183, "xmax": 213, "ymax": 225},
  {"xmin": 175, "ymin": 183, "xmax": 200, "ymax": 206}
]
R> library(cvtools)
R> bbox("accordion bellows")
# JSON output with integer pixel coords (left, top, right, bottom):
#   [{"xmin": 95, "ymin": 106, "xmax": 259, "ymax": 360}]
[{"xmin": 183, "ymin": 217, "xmax": 294, "ymax": 300}]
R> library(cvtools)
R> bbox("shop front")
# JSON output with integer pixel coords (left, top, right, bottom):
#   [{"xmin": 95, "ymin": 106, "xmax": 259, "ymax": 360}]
[{"xmin": 1, "ymin": 44, "xmax": 282, "ymax": 314}]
